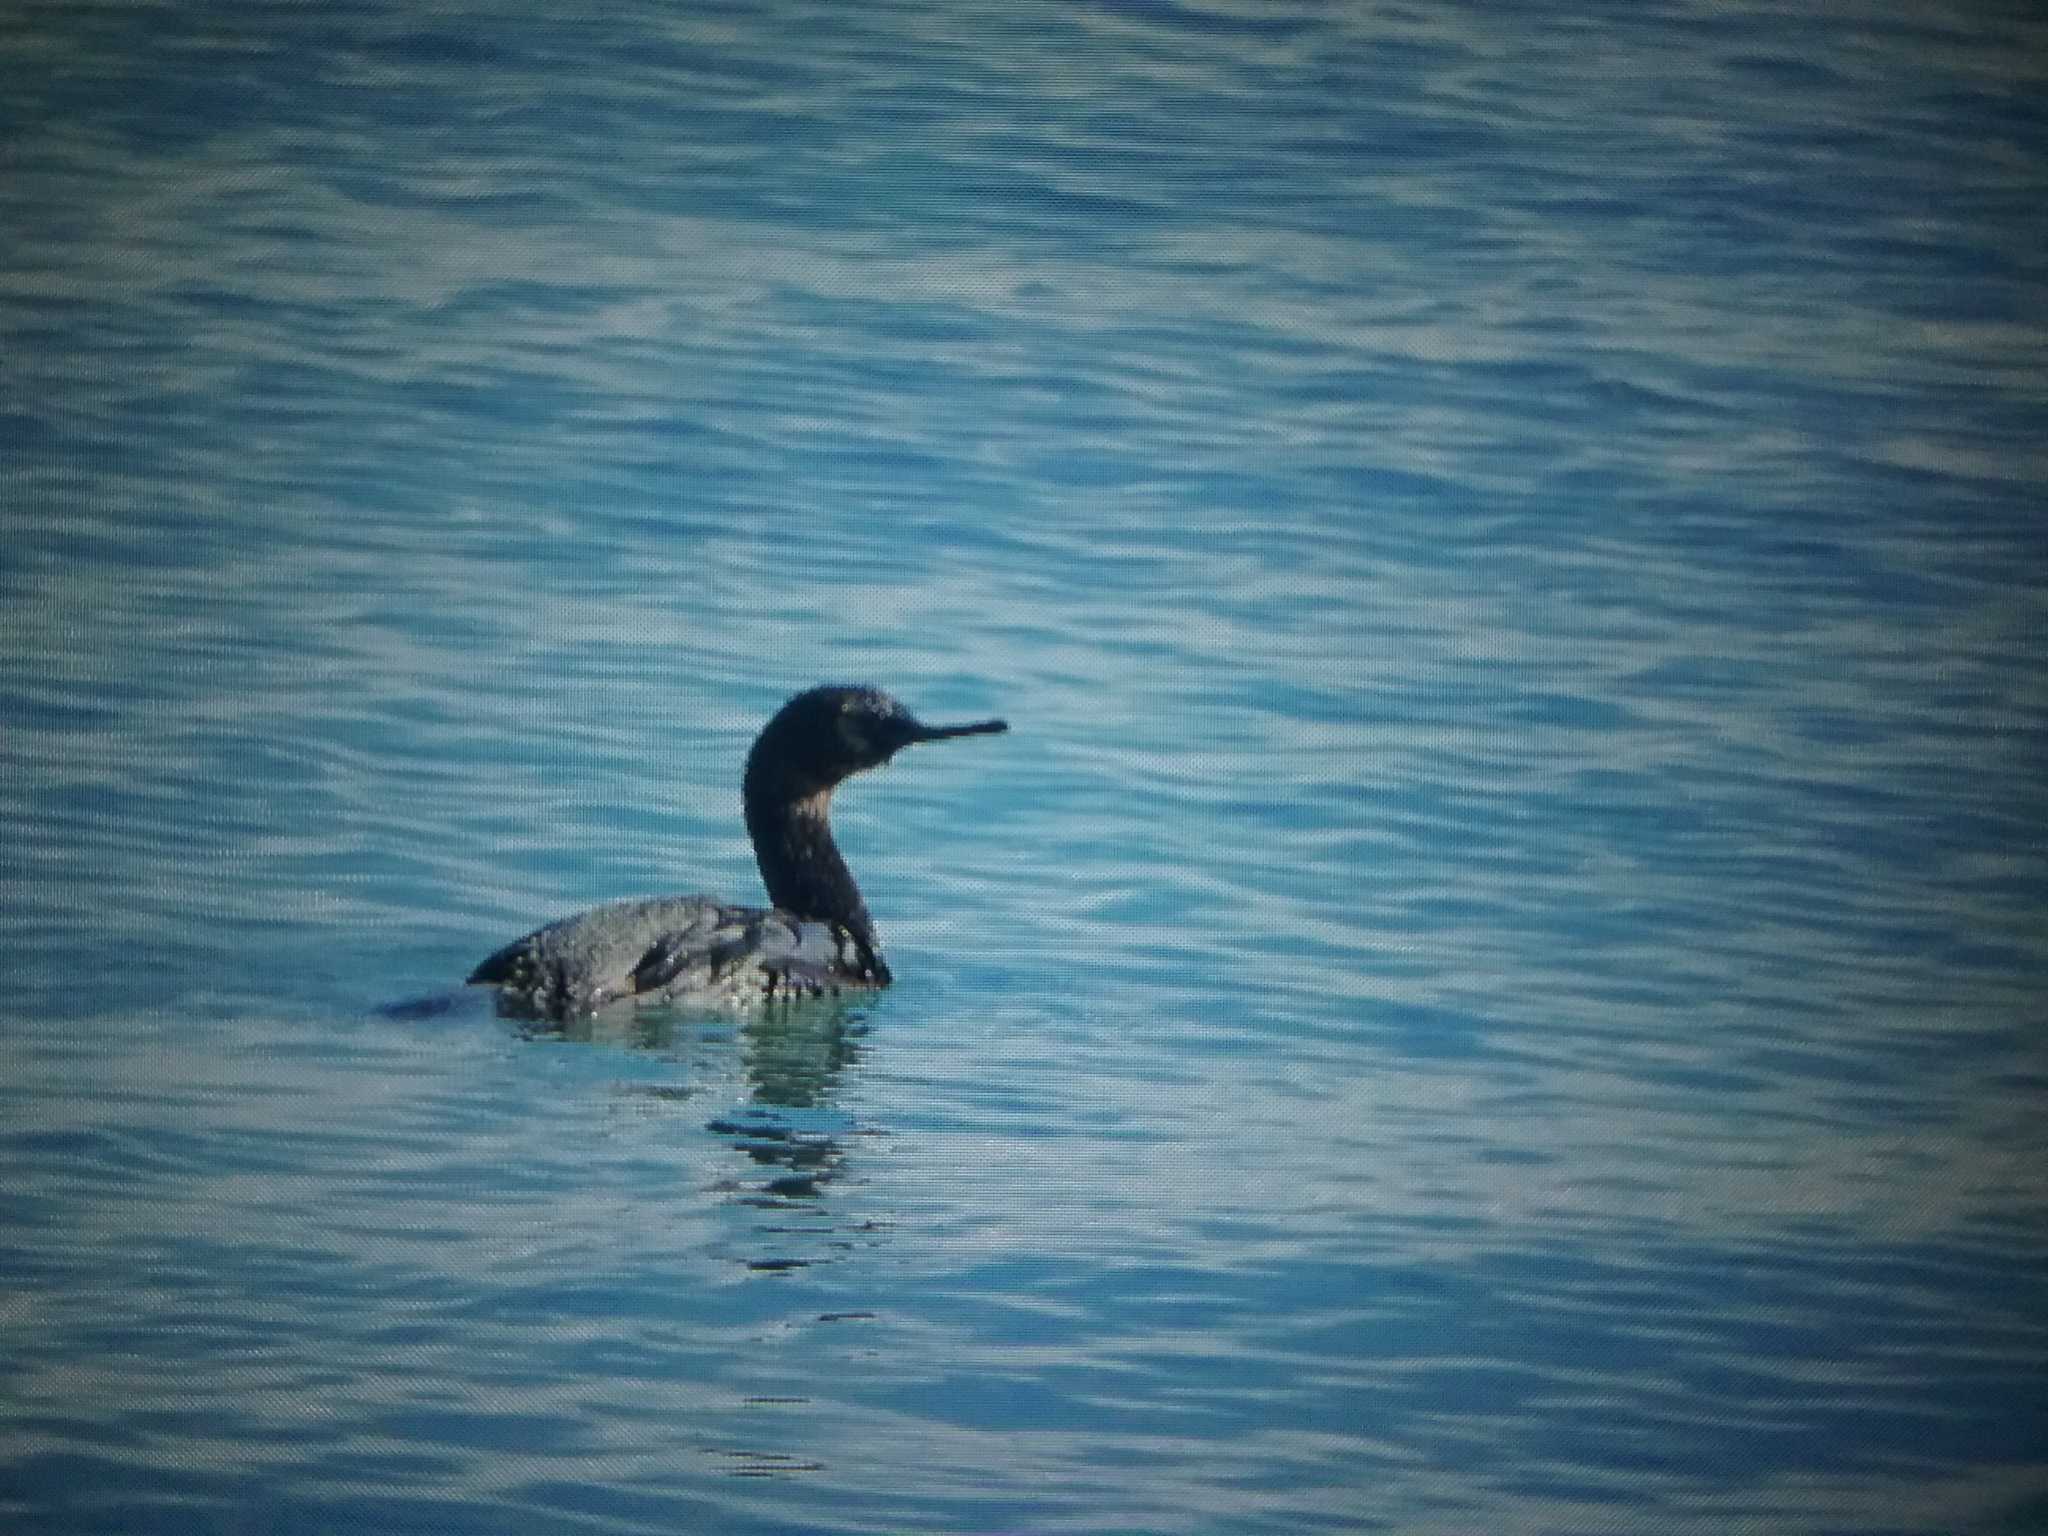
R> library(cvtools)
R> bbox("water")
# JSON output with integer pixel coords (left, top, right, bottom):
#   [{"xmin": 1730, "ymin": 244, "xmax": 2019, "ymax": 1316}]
[{"xmin": 5, "ymin": 1, "xmax": 2047, "ymax": 1531}]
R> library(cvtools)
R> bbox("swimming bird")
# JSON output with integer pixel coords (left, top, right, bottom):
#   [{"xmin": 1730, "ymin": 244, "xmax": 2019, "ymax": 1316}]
[{"xmin": 468, "ymin": 685, "xmax": 1007, "ymax": 1018}]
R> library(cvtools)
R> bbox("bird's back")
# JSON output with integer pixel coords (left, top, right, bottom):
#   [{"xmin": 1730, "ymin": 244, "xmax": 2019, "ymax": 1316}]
[{"xmin": 468, "ymin": 895, "xmax": 877, "ymax": 1018}]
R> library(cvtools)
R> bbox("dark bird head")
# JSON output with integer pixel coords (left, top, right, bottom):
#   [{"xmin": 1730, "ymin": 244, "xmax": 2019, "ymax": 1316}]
[
  {"xmin": 745, "ymin": 684, "xmax": 1008, "ymax": 800},
  {"xmin": 741, "ymin": 686, "xmax": 1007, "ymax": 979}
]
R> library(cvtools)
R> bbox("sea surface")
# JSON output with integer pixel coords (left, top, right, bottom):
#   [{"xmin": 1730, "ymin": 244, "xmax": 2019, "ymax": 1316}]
[{"xmin": 4, "ymin": 1, "xmax": 2046, "ymax": 1532}]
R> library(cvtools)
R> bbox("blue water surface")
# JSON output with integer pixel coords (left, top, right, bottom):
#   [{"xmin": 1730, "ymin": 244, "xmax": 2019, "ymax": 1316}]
[{"xmin": 4, "ymin": 1, "xmax": 2047, "ymax": 1532}]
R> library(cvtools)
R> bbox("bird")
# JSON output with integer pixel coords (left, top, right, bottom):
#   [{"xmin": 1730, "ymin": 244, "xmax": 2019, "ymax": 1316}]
[{"xmin": 468, "ymin": 685, "xmax": 1006, "ymax": 1019}]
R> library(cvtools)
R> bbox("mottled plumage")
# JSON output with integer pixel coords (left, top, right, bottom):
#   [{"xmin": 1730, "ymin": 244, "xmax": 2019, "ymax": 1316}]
[{"xmin": 469, "ymin": 686, "xmax": 1005, "ymax": 1019}]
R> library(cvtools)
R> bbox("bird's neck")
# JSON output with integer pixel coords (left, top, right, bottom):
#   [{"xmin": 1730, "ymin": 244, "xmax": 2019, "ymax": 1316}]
[{"xmin": 743, "ymin": 773, "xmax": 884, "ymax": 978}]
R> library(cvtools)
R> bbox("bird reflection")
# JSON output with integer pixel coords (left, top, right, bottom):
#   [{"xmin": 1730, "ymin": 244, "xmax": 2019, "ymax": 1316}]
[
  {"xmin": 529, "ymin": 993, "xmax": 861, "ymax": 1090},
  {"xmin": 532, "ymin": 994, "xmax": 873, "ymax": 1241}
]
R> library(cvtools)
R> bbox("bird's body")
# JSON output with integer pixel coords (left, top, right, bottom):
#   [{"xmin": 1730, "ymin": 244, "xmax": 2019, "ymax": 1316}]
[
  {"xmin": 468, "ymin": 685, "xmax": 1005, "ymax": 1019},
  {"xmin": 466, "ymin": 895, "xmax": 872, "ymax": 1016}
]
